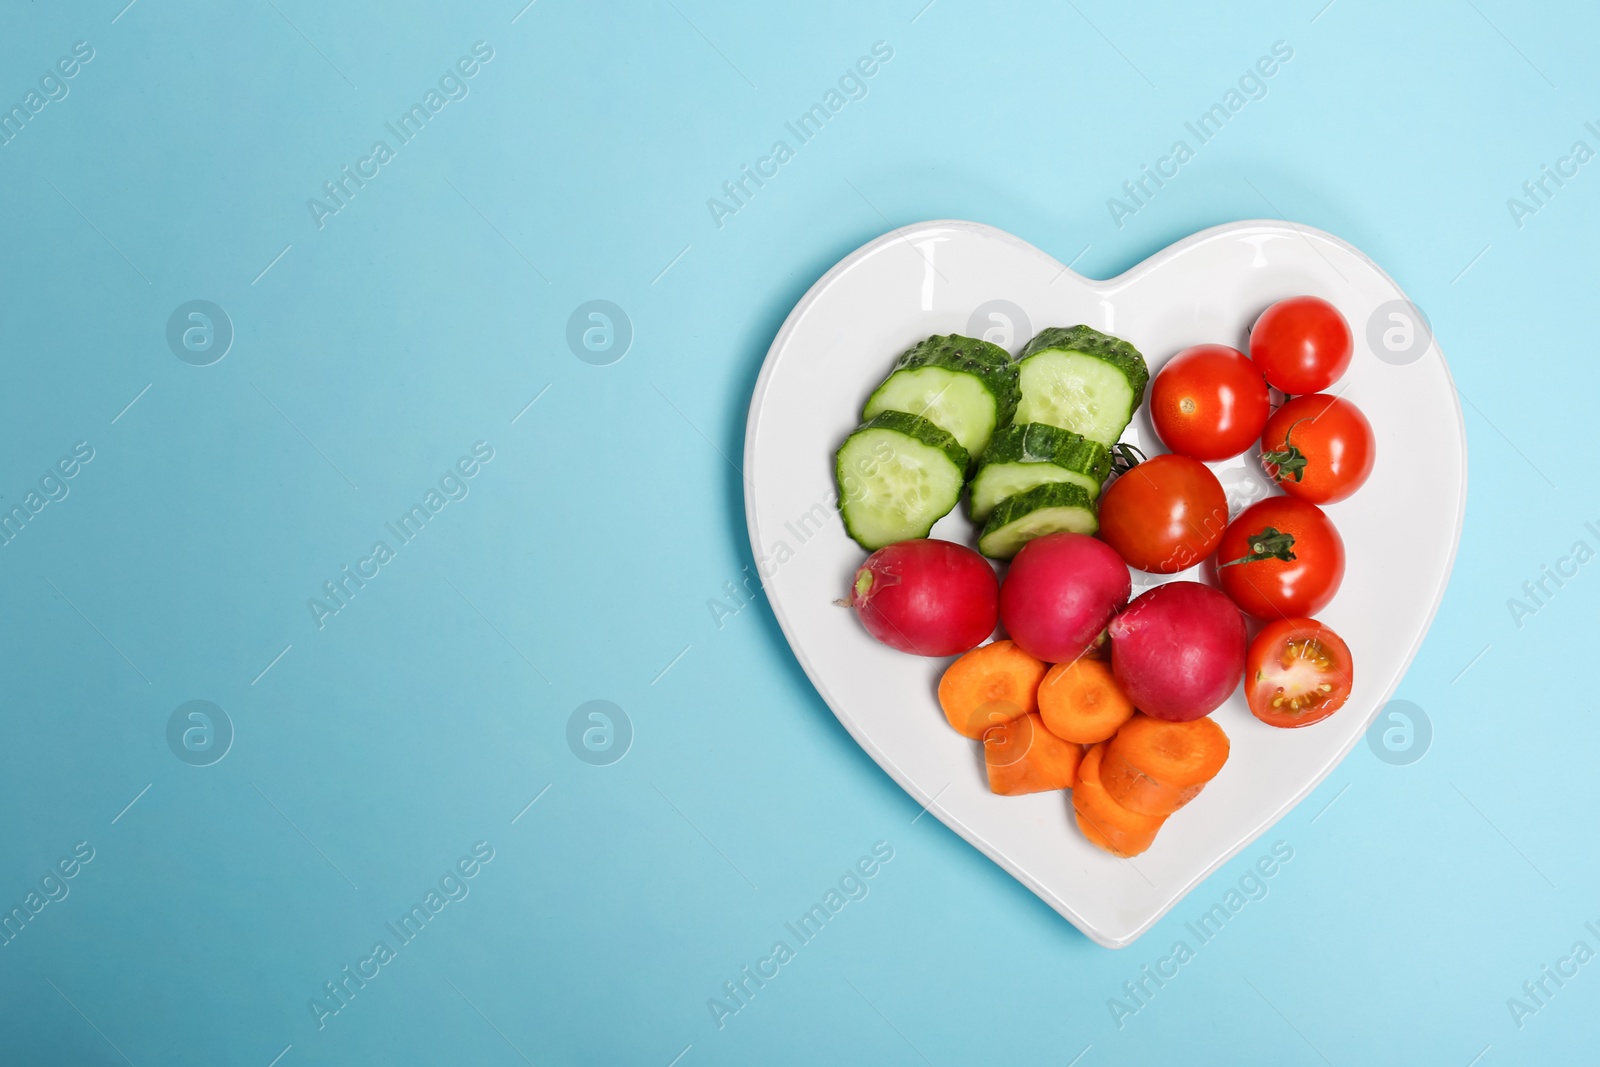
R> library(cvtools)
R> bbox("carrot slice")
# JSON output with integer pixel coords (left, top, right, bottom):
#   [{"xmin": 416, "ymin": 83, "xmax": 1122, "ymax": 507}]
[
  {"xmin": 1072, "ymin": 743, "xmax": 1165, "ymax": 857},
  {"xmin": 1101, "ymin": 713, "xmax": 1230, "ymax": 817},
  {"xmin": 984, "ymin": 713, "xmax": 1083, "ymax": 795},
  {"xmin": 1037, "ymin": 658, "xmax": 1136, "ymax": 744},
  {"xmin": 938, "ymin": 640, "xmax": 1047, "ymax": 739}
]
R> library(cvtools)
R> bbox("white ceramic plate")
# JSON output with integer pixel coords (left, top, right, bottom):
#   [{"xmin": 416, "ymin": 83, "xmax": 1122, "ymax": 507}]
[{"xmin": 743, "ymin": 220, "xmax": 1466, "ymax": 948}]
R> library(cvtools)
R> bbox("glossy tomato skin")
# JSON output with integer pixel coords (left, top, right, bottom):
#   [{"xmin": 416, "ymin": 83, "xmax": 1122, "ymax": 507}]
[
  {"xmin": 1246, "ymin": 618, "xmax": 1353, "ymax": 727},
  {"xmin": 1216, "ymin": 497, "xmax": 1345, "ymax": 619},
  {"xmin": 1249, "ymin": 296, "xmax": 1352, "ymax": 394},
  {"xmin": 1099, "ymin": 455, "xmax": 1229, "ymax": 573},
  {"xmin": 1150, "ymin": 345, "xmax": 1271, "ymax": 461},
  {"xmin": 1259, "ymin": 394, "xmax": 1375, "ymax": 504}
]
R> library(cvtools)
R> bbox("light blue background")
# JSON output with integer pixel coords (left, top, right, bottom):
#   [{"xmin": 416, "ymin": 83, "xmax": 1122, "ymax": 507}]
[{"xmin": 0, "ymin": 1, "xmax": 1593, "ymax": 1064}]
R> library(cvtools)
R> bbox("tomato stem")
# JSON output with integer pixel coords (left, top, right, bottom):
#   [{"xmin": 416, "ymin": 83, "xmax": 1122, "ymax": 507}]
[
  {"xmin": 1110, "ymin": 442, "xmax": 1147, "ymax": 477},
  {"xmin": 1261, "ymin": 418, "xmax": 1312, "ymax": 483},
  {"xmin": 1218, "ymin": 526, "xmax": 1297, "ymax": 567}
]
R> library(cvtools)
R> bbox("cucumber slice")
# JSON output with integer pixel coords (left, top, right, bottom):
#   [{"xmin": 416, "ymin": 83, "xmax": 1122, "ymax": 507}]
[
  {"xmin": 862, "ymin": 335, "xmax": 1018, "ymax": 461},
  {"xmin": 1014, "ymin": 326, "xmax": 1149, "ymax": 447},
  {"xmin": 968, "ymin": 423, "xmax": 1112, "ymax": 523},
  {"xmin": 977, "ymin": 482, "xmax": 1099, "ymax": 560},
  {"xmin": 835, "ymin": 411, "xmax": 969, "ymax": 550}
]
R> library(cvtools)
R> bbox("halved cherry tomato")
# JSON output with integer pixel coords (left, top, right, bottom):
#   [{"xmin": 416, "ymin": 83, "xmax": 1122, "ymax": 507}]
[
  {"xmin": 1150, "ymin": 345, "xmax": 1271, "ymax": 461},
  {"xmin": 1259, "ymin": 394, "xmax": 1375, "ymax": 504},
  {"xmin": 1249, "ymin": 296, "xmax": 1352, "ymax": 394},
  {"xmin": 1098, "ymin": 454, "xmax": 1228, "ymax": 573},
  {"xmin": 1246, "ymin": 618, "xmax": 1353, "ymax": 727},
  {"xmin": 1216, "ymin": 497, "xmax": 1344, "ymax": 619}
]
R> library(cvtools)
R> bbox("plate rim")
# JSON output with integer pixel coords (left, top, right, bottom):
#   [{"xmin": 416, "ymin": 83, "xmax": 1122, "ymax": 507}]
[{"xmin": 742, "ymin": 218, "xmax": 1468, "ymax": 947}]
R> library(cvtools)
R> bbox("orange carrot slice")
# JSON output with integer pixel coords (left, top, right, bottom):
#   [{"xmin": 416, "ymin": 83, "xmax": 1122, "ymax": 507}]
[
  {"xmin": 1037, "ymin": 658, "xmax": 1136, "ymax": 744},
  {"xmin": 1072, "ymin": 743, "xmax": 1166, "ymax": 857},
  {"xmin": 983, "ymin": 713, "xmax": 1083, "ymax": 795},
  {"xmin": 938, "ymin": 640, "xmax": 1047, "ymax": 739},
  {"xmin": 1101, "ymin": 713, "xmax": 1230, "ymax": 817}
]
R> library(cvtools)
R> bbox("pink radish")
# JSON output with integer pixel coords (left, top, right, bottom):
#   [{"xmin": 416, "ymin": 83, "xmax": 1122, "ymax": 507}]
[
  {"xmin": 999, "ymin": 533, "xmax": 1131, "ymax": 663},
  {"xmin": 849, "ymin": 540, "xmax": 998, "ymax": 656},
  {"xmin": 1107, "ymin": 581, "xmax": 1246, "ymax": 721}
]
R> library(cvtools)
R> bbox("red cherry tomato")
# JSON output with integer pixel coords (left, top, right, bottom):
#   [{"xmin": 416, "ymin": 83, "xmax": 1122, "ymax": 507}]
[
  {"xmin": 1098, "ymin": 454, "xmax": 1228, "ymax": 573},
  {"xmin": 1246, "ymin": 618, "xmax": 1353, "ymax": 728},
  {"xmin": 1249, "ymin": 296, "xmax": 1352, "ymax": 394},
  {"xmin": 1216, "ymin": 497, "xmax": 1344, "ymax": 619},
  {"xmin": 1150, "ymin": 345, "xmax": 1271, "ymax": 461},
  {"xmin": 1259, "ymin": 394, "xmax": 1375, "ymax": 504}
]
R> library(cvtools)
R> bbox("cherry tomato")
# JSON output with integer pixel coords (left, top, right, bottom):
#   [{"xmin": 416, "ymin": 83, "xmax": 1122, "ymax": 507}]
[
  {"xmin": 1150, "ymin": 344, "xmax": 1270, "ymax": 461},
  {"xmin": 1249, "ymin": 296, "xmax": 1352, "ymax": 394},
  {"xmin": 1098, "ymin": 454, "xmax": 1228, "ymax": 573},
  {"xmin": 1246, "ymin": 618, "xmax": 1353, "ymax": 727},
  {"xmin": 1215, "ymin": 497, "xmax": 1344, "ymax": 619},
  {"xmin": 1259, "ymin": 394, "xmax": 1375, "ymax": 504}
]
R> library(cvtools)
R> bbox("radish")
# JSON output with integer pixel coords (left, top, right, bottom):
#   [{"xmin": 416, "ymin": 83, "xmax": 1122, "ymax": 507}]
[
  {"xmin": 999, "ymin": 532, "xmax": 1131, "ymax": 663},
  {"xmin": 848, "ymin": 539, "xmax": 998, "ymax": 656},
  {"xmin": 1107, "ymin": 582, "xmax": 1246, "ymax": 721}
]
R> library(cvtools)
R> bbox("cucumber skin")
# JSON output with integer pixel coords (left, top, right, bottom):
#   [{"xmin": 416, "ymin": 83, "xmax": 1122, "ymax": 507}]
[
  {"xmin": 967, "ymin": 423, "xmax": 1111, "ymax": 523},
  {"xmin": 977, "ymin": 423, "xmax": 1112, "ymax": 484},
  {"xmin": 1017, "ymin": 325, "xmax": 1150, "ymax": 410},
  {"xmin": 869, "ymin": 334, "xmax": 1020, "ymax": 428},
  {"xmin": 841, "ymin": 409, "xmax": 969, "ymax": 473},
  {"xmin": 835, "ymin": 411, "xmax": 969, "ymax": 549},
  {"xmin": 977, "ymin": 481, "xmax": 1099, "ymax": 559}
]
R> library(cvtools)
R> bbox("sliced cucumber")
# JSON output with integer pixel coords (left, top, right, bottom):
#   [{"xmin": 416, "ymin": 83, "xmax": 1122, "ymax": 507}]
[
  {"xmin": 835, "ymin": 411, "xmax": 969, "ymax": 550},
  {"xmin": 976, "ymin": 482, "xmax": 1098, "ymax": 560},
  {"xmin": 862, "ymin": 335, "xmax": 1018, "ymax": 461},
  {"xmin": 1013, "ymin": 326, "xmax": 1149, "ymax": 447},
  {"xmin": 968, "ymin": 423, "xmax": 1112, "ymax": 523}
]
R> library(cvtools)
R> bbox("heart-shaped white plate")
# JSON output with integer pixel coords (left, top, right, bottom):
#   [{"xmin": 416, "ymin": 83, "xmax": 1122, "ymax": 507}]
[{"xmin": 744, "ymin": 220, "xmax": 1466, "ymax": 948}]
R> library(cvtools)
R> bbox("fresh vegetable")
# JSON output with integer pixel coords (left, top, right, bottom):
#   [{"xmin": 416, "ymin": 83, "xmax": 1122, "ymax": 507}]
[
  {"xmin": 1216, "ymin": 497, "xmax": 1345, "ymax": 619},
  {"xmin": 830, "ymin": 290, "xmax": 1375, "ymax": 853},
  {"xmin": 967, "ymin": 423, "xmax": 1111, "ymax": 524},
  {"xmin": 983, "ymin": 712, "xmax": 1083, "ymax": 795},
  {"xmin": 938, "ymin": 639, "xmax": 1047, "ymax": 738},
  {"xmin": 1106, "ymin": 581, "xmax": 1246, "ymax": 721},
  {"xmin": 835, "ymin": 411, "xmax": 968, "ymax": 550},
  {"xmin": 1249, "ymin": 296, "xmax": 1352, "ymax": 394},
  {"xmin": 1073, "ymin": 743, "xmax": 1166, "ymax": 858},
  {"xmin": 1097, "ymin": 453, "xmax": 1228, "ymax": 573},
  {"xmin": 849, "ymin": 539, "xmax": 998, "ymax": 656},
  {"xmin": 1100, "ymin": 713, "xmax": 1230, "ymax": 816},
  {"xmin": 1037, "ymin": 657, "xmax": 1135, "ymax": 744},
  {"xmin": 976, "ymin": 482, "xmax": 1099, "ymax": 560},
  {"xmin": 1149, "ymin": 344, "xmax": 1271, "ymax": 461},
  {"xmin": 999, "ymin": 532, "xmax": 1131, "ymax": 662},
  {"xmin": 1246, "ymin": 618, "xmax": 1353, "ymax": 728},
  {"xmin": 1013, "ymin": 326, "xmax": 1149, "ymax": 447},
  {"xmin": 862, "ymin": 334, "xmax": 1019, "ymax": 460},
  {"xmin": 1259, "ymin": 394, "xmax": 1375, "ymax": 504}
]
